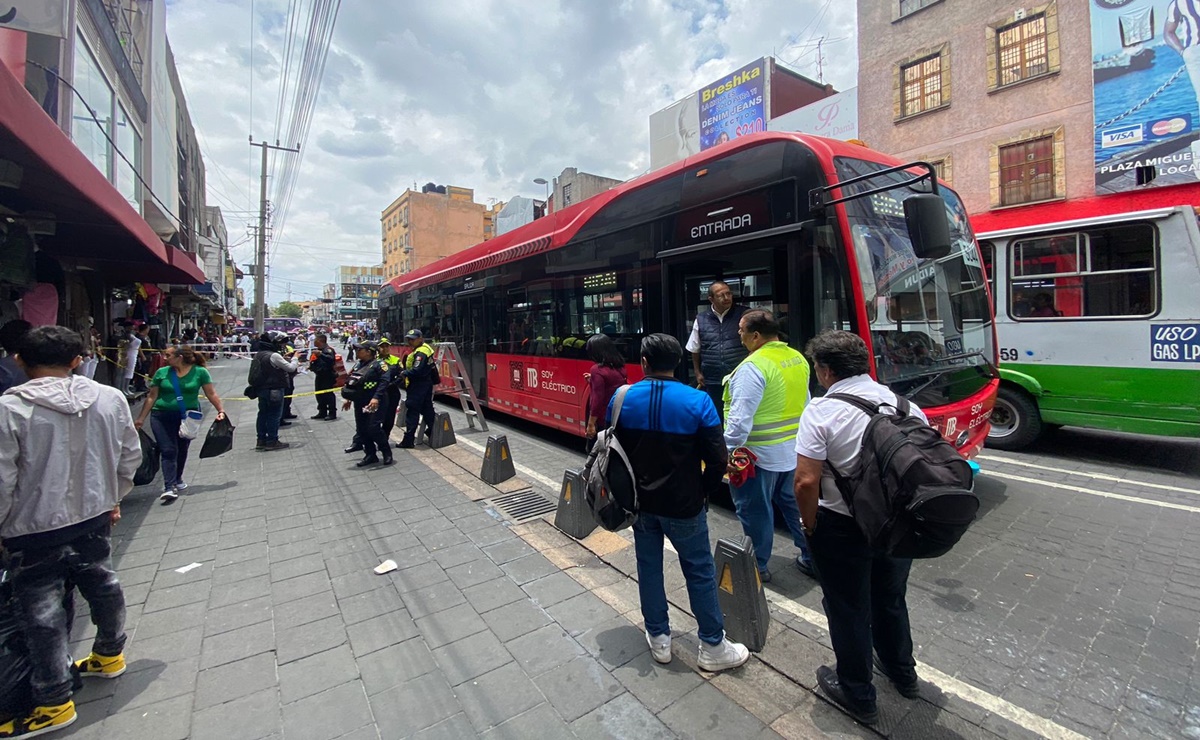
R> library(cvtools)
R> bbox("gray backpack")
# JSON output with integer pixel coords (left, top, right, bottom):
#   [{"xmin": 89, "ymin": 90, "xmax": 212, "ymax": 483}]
[
  {"xmin": 583, "ymin": 386, "xmax": 639, "ymax": 532},
  {"xmin": 825, "ymin": 394, "xmax": 979, "ymax": 559}
]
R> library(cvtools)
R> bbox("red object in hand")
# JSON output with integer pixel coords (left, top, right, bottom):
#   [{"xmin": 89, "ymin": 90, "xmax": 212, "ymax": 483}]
[{"xmin": 729, "ymin": 447, "xmax": 758, "ymax": 487}]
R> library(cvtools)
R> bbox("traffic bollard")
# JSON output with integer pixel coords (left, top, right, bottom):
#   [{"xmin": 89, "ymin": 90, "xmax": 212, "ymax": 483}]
[
  {"xmin": 427, "ymin": 412, "xmax": 456, "ymax": 449},
  {"xmin": 480, "ymin": 434, "xmax": 516, "ymax": 484},
  {"xmin": 553, "ymin": 468, "xmax": 596, "ymax": 539},
  {"xmin": 712, "ymin": 536, "xmax": 770, "ymax": 652}
]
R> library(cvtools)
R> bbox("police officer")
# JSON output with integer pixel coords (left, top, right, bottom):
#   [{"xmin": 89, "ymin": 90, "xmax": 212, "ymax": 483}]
[
  {"xmin": 723, "ymin": 309, "xmax": 813, "ymax": 583},
  {"xmin": 340, "ymin": 341, "xmax": 392, "ymax": 467},
  {"xmin": 309, "ymin": 333, "xmax": 338, "ymax": 420},
  {"xmin": 686, "ymin": 280, "xmax": 749, "ymax": 420},
  {"xmin": 280, "ymin": 341, "xmax": 299, "ymax": 425},
  {"xmin": 397, "ymin": 329, "xmax": 436, "ymax": 449},
  {"xmin": 377, "ymin": 337, "xmax": 402, "ymax": 441}
]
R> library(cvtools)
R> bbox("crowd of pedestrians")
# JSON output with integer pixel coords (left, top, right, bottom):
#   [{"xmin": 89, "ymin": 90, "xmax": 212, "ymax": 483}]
[{"xmin": 0, "ymin": 293, "xmax": 938, "ymax": 734}]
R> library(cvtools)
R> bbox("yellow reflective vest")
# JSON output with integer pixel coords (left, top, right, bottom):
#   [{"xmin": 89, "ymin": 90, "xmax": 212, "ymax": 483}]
[{"xmin": 723, "ymin": 341, "xmax": 810, "ymax": 447}]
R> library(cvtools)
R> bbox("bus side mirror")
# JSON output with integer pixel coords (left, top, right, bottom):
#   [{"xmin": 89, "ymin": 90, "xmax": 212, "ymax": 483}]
[{"xmin": 904, "ymin": 194, "xmax": 951, "ymax": 259}]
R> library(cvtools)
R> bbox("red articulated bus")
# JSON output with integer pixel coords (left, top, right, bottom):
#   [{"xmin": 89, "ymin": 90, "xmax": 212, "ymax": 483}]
[{"xmin": 379, "ymin": 132, "xmax": 999, "ymax": 457}]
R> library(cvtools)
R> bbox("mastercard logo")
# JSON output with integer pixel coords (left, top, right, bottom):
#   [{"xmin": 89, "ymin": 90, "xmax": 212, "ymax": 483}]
[{"xmin": 1152, "ymin": 118, "xmax": 1189, "ymax": 136}]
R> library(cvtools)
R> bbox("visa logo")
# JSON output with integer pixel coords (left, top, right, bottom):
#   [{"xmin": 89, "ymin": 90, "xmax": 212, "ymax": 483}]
[{"xmin": 1101, "ymin": 125, "xmax": 1144, "ymax": 148}]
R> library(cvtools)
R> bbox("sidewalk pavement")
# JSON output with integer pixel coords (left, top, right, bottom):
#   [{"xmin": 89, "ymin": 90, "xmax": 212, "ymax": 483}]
[{"xmin": 59, "ymin": 362, "xmax": 1008, "ymax": 739}]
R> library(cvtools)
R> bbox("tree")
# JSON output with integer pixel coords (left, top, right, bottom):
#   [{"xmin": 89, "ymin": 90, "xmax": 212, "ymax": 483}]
[{"xmin": 273, "ymin": 301, "xmax": 303, "ymax": 318}]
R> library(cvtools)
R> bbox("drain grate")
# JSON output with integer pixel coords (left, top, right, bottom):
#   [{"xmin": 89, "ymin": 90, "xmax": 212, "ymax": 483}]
[{"xmin": 486, "ymin": 489, "xmax": 557, "ymax": 524}]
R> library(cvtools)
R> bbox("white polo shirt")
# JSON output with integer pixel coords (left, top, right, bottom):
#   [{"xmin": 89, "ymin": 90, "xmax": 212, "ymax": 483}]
[
  {"xmin": 794, "ymin": 373, "xmax": 928, "ymax": 516},
  {"xmin": 684, "ymin": 305, "xmax": 736, "ymax": 354}
]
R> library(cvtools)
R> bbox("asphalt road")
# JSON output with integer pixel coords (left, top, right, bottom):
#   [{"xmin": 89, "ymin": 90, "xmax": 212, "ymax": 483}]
[{"xmin": 426, "ymin": 397, "xmax": 1200, "ymax": 740}]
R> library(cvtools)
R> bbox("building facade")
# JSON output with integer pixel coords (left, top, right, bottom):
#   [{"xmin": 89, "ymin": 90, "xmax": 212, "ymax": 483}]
[
  {"xmin": 857, "ymin": 0, "xmax": 1200, "ymax": 218},
  {"xmin": 334, "ymin": 265, "xmax": 384, "ymax": 322},
  {"xmin": 380, "ymin": 184, "xmax": 486, "ymax": 281},
  {"xmin": 548, "ymin": 167, "xmax": 622, "ymax": 213}
]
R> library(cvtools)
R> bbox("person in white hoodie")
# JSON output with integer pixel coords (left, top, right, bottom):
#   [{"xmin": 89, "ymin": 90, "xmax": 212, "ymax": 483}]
[{"xmin": 0, "ymin": 326, "xmax": 141, "ymax": 738}]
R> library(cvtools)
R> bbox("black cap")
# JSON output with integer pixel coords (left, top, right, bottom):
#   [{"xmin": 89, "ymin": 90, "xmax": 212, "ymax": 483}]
[{"xmin": 405, "ymin": 329, "xmax": 422, "ymax": 339}]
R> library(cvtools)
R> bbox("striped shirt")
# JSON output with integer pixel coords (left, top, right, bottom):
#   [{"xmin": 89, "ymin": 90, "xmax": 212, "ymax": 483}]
[{"xmin": 1169, "ymin": 0, "xmax": 1200, "ymax": 49}]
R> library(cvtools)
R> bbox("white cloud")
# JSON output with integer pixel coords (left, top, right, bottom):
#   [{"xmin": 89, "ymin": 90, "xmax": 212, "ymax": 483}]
[{"xmin": 166, "ymin": 0, "xmax": 857, "ymax": 303}]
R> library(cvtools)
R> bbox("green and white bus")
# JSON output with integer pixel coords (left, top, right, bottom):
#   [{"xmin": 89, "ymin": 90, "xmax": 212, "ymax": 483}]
[{"xmin": 973, "ymin": 199, "xmax": 1200, "ymax": 450}]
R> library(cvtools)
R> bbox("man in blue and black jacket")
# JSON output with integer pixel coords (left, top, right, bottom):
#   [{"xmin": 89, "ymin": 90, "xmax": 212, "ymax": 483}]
[{"xmin": 609, "ymin": 333, "xmax": 749, "ymax": 673}]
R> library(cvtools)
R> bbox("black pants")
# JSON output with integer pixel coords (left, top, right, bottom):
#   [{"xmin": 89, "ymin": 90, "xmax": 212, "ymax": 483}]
[
  {"xmin": 10, "ymin": 526, "xmax": 126, "ymax": 707},
  {"xmin": 353, "ymin": 400, "xmax": 389, "ymax": 458},
  {"xmin": 283, "ymin": 373, "xmax": 295, "ymax": 417},
  {"xmin": 403, "ymin": 383, "xmax": 436, "ymax": 442},
  {"xmin": 381, "ymin": 385, "xmax": 401, "ymax": 440},
  {"xmin": 703, "ymin": 383, "xmax": 725, "ymax": 423},
  {"xmin": 315, "ymin": 375, "xmax": 336, "ymax": 418},
  {"xmin": 808, "ymin": 508, "xmax": 916, "ymax": 706}
]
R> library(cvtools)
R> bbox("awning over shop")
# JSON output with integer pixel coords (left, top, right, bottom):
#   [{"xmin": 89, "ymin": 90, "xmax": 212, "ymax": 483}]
[{"xmin": 0, "ymin": 62, "xmax": 204, "ymax": 284}]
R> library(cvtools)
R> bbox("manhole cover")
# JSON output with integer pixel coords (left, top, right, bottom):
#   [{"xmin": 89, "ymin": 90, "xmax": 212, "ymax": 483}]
[{"xmin": 486, "ymin": 489, "xmax": 556, "ymax": 524}]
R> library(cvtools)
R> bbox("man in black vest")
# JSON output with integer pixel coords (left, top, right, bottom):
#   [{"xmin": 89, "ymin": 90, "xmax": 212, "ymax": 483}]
[
  {"xmin": 685, "ymin": 280, "xmax": 748, "ymax": 420},
  {"xmin": 309, "ymin": 333, "xmax": 338, "ymax": 421},
  {"xmin": 251, "ymin": 331, "xmax": 300, "ymax": 451}
]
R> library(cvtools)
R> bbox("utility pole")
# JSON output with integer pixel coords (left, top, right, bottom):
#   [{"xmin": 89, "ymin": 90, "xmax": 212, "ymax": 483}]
[{"xmin": 249, "ymin": 137, "xmax": 300, "ymax": 332}]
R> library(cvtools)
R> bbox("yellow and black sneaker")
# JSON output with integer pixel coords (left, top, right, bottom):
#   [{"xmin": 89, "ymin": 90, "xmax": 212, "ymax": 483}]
[
  {"xmin": 0, "ymin": 701, "xmax": 77, "ymax": 738},
  {"xmin": 74, "ymin": 652, "xmax": 126, "ymax": 679}
]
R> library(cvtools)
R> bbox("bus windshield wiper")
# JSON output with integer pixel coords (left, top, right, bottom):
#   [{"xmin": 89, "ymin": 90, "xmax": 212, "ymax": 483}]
[{"xmin": 902, "ymin": 353, "xmax": 996, "ymax": 400}]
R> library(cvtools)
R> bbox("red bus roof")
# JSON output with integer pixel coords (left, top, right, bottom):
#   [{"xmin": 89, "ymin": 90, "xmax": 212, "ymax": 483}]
[
  {"xmin": 387, "ymin": 132, "xmax": 902, "ymax": 294},
  {"xmin": 970, "ymin": 182, "xmax": 1200, "ymax": 235}
]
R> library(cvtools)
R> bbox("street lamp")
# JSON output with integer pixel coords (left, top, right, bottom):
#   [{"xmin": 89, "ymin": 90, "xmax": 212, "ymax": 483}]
[{"xmin": 533, "ymin": 177, "xmax": 549, "ymax": 202}]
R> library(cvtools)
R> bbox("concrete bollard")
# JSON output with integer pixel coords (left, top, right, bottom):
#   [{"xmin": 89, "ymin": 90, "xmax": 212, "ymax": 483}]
[
  {"xmin": 712, "ymin": 536, "xmax": 771, "ymax": 652},
  {"xmin": 427, "ymin": 412, "xmax": 456, "ymax": 449},
  {"xmin": 480, "ymin": 434, "xmax": 516, "ymax": 484},
  {"xmin": 553, "ymin": 468, "xmax": 596, "ymax": 540}
]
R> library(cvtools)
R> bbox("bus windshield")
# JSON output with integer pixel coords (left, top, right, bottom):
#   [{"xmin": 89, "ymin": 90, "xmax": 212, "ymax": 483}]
[{"xmin": 835, "ymin": 157, "xmax": 996, "ymax": 398}]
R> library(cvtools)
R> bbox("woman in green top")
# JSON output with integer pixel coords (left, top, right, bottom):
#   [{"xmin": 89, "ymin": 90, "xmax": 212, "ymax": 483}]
[{"xmin": 134, "ymin": 345, "xmax": 227, "ymax": 503}]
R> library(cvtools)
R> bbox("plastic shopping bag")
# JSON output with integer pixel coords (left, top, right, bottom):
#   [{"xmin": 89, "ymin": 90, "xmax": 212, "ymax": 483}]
[
  {"xmin": 134, "ymin": 429, "xmax": 160, "ymax": 486},
  {"xmin": 199, "ymin": 417, "xmax": 235, "ymax": 459}
]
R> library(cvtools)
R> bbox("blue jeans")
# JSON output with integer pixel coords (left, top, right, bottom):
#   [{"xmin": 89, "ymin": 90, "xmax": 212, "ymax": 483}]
[
  {"xmin": 150, "ymin": 410, "xmax": 192, "ymax": 489},
  {"xmin": 257, "ymin": 388, "xmax": 285, "ymax": 443},
  {"xmin": 632, "ymin": 509, "xmax": 725, "ymax": 646},
  {"xmin": 730, "ymin": 467, "xmax": 810, "ymax": 573}
]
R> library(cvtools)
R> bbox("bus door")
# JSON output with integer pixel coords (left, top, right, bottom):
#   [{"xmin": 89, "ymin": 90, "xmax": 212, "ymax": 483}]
[
  {"xmin": 663, "ymin": 242, "xmax": 793, "ymax": 385},
  {"xmin": 454, "ymin": 290, "xmax": 487, "ymax": 398}
]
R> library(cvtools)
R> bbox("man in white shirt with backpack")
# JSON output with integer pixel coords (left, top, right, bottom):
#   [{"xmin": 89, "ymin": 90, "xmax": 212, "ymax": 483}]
[{"xmin": 793, "ymin": 330, "xmax": 926, "ymax": 725}]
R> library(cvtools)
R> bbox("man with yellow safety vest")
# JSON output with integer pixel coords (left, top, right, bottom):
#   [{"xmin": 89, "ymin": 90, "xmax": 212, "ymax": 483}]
[
  {"xmin": 377, "ymin": 337, "xmax": 402, "ymax": 441},
  {"xmin": 396, "ymin": 329, "xmax": 436, "ymax": 449},
  {"xmin": 722, "ymin": 309, "xmax": 815, "ymax": 583}
]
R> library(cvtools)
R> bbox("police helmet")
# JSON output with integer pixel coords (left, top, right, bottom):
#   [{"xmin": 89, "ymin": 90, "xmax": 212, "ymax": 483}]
[{"xmin": 264, "ymin": 330, "xmax": 290, "ymax": 349}]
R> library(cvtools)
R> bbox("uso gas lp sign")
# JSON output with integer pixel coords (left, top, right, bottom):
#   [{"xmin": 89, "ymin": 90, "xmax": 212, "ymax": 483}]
[{"xmin": 1151, "ymin": 324, "xmax": 1200, "ymax": 362}]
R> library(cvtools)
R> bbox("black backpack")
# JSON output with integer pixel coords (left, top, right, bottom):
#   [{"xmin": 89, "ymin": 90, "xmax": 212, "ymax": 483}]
[
  {"xmin": 583, "ymin": 386, "xmax": 639, "ymax": 531},
  {"xmin": 825, "ymin": 393, "xmax": 979, "ymax": 559}
]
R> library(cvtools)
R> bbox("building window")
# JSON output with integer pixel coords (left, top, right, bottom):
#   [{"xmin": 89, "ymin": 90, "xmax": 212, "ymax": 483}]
[
  {"xmin": 72, "ymin": 40, "xmax": 114, "ymax": 179},
  {"xmin": 562, "ymin": 183, "xmax": 573, "ymax": 206},
  {"xmin": 922, "ymin": 154, "xmax": 952, "ymax": 185},
  {"xmin": 998, "ymin": 14, "xmax": 1048, "ymax": 86},
  {"xmin": 893, "ymin": 44, "xmax": 949, "ymax": 121},
  {"xmin": 115, "ymin": 104, "xmax": 141, "ymax": 211},
  {"xmin": 898, "ymin": 0, "xmax": 941, "ymax": 19},
  {"xmin": 998, "ymin": 134, "xmax": 1055, "ymax": 206},
  {"xmin": 987, "ymin": 5, "xmax": 1059, "ymax": 90}
]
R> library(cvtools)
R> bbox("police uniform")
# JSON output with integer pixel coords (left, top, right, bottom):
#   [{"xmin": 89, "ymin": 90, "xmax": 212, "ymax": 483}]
[
  {"xmin": 310, "ymin": 343, "xmax": 338, "ymax": 420},
  {"xmin": 342, "ymin": 345, "xmax": 392, "ymax": 466},
  {"xmin": 397, "ymin": 330, "xmax": 436, "ymax": 449},
  {"xmin": 378, "ymin": 339, "xmax": 402, "ymax": 441}
]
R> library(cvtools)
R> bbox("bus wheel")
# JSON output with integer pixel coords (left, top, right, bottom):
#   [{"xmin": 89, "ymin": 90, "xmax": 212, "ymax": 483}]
[{"xmin": 988, "ymin": 386, "xmax": 1042, "ymax": 451}]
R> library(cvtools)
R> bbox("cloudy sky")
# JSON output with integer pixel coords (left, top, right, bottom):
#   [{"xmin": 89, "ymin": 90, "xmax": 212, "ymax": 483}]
[{"xmin": 164, "ymin": 0, "xmax": 857, "ymax": 304}]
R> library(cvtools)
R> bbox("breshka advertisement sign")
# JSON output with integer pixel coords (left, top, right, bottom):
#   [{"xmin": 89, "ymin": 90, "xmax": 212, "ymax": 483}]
[
  {"xmin": 698, "ymin": 58, "xmax": 769, "ymax": 150},
  {"xmin": 1092, "ymin": 0, "xmax": 1200, "ymax": 190}
]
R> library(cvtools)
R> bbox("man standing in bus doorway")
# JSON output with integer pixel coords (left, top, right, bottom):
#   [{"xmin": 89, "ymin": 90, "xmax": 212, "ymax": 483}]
[
  {"xmin": 686, "ymin": 280, "xmax": 749, "ymax": 421},
  {"xmin": 377, "ymin": 337, "xmax": 402, "ymax": 441},
  {"xmin": 723, "ymin": 309, "xmax": 814, "ymax": 583},
  {"xmin": 396, "ymin": 330, "xmax": 436, "ymax": 449}
]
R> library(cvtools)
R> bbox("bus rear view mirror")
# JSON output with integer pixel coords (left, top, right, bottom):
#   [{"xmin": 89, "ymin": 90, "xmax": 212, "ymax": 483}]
[{"xmin": 904, "ymin": 193, "xmax": 951, "ymax": 259}]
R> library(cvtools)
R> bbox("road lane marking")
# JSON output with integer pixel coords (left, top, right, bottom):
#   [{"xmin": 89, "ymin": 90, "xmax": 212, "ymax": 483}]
[
  {"xmin": 659, "ymin": 539, "xmax": 1088, "ymax": 739},
  {"xmin": 979, "ymin": 454, "xmax": 1200, "ymax": 495},
  {"xmin": 456, "ymin": 435, "xmax": 563, "ymax": 491},
  {"xmin": 986, "ymin": 470, "xmax": 1200, "ymax": 513}
]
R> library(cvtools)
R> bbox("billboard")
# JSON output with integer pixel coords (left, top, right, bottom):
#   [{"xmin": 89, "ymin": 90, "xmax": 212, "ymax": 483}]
[
  {"xmin": 769, "ymin": 87, "xmax": 858, "ymax": 140},
  {"xmin": 0, "ymin": 1, "xmax": 67, "ymax": 38},
  {"xmin": 698, "ymin": 58, "xmax": 769, "ymax": 149},
  {"xmin": 1092, "ymin": 0, "xmax": 1200, "ymax": 191},
  {"xmin": 649, "ymin": 96, "xmax": 701, "ymax": 172}
]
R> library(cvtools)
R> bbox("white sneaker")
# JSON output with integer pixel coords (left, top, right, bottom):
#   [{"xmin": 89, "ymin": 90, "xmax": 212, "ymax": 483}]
[
  {"xmin": 698, "ymin": 635, "xmax": 750, "ymax": 672},
  {"xmin": 158, "ymin": 488, "xmax": 179, "ymax": 504},
  {"xmin": 646, "ymin": 630, "xmax": 672, "ymax": 664},
  {"xmin": 173, "ymin": 481, "xmax": 188, "ymax": 492}
]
